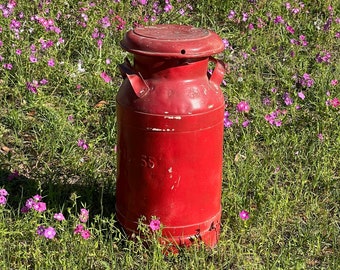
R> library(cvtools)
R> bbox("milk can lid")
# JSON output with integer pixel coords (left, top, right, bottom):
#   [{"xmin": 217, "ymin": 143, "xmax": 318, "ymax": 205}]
[{"xmin": 120, "ymin": 24, "xmax": 224, "ymax": 58}]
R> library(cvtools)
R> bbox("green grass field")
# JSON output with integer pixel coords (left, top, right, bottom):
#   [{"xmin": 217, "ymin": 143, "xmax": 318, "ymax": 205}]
[{"xmin": 0, "ymin": 0, "xmax": 339, "ymax": 269}]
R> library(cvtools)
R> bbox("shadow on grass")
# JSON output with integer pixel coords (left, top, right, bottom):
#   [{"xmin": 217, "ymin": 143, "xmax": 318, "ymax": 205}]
[{"xmin": 0, "ymin": 168, "xmax": 116, "ymax": 219}]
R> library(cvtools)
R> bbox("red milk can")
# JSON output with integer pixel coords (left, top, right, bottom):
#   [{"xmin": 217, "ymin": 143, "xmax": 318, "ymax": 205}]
[{"xmin": 115, "ymin": 24, "xmax": 226, "ymax": 248}]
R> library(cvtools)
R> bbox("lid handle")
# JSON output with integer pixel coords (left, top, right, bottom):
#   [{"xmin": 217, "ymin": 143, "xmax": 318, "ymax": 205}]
[
  {"xmin": 119, "ymin": 58, "xmax": 150, "ymax": 98},
  {"xmin": 208, "ymin": 57, "xmax": 228, "ymax": 88}
]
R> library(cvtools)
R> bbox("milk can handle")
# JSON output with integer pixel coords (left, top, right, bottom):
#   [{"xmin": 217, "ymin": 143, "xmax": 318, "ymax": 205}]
[
  {"xmin": 209, "ymin": 57, "xmax": 227, "ymax": 87},
  {"xmin": 119, "ymin": 58, "xmax": 150, "ymax": 98}
]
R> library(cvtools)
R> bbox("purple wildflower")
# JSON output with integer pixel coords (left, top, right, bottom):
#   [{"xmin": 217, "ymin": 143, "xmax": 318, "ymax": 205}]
[
  {"xmin": 224, "ymin": 118, "xmax": 233, "ymax": 128},
  {"xmin": 242, "ymin": 12, "xmax": 249, "ymax": 22},
  {"xmin": 36, "ymin": 225, "xmax": 45, "ymax": 236},
  {"xmin": 274, "ymin": 16, "xmax": 284, "ymax": 24},
  {"xmin": 224, "ymin": 111, "xmax": 233, "ymax": 128},
  {"xmin": 283, "ymin": 92, "xmax": 293, "ymax": 106},
  {"xmin": 262, "ymin": 97, "xmax": 271, "ymax": 106},
  {"xmin": 222, "ymin": 39, "xmax": 230, "ymax": 49},
  {"xmin": 236, "ymin": 101, "xmax": 250, "ymax": 113},
  {"xmin": 39, "ymin": 78, "xmax": 48, "ymax": 85},
  {"xmin": 99, "ymin": 16, "xmax": 111, "ymax": 28},
  {"xmin": 228, "ymin": 10, "xmax": 236, "ymax": 19},
  {"xmin": 300, "ymin": 73, "xmax": 314, "ymax": 88},
  {"xmin": 316, "ymin": 51, "xmax": 331, "ymax": 63},
  {"xmin": 265, "ymin": 109, "xmax": 286, "ymax": 126},
  {"xmin": 164, "ymin": 0, "xmax": 173, "ymax": 13},
  {"xmin": 77, "ymin": 139, "xmax": 88, "ymax": 150},
  {"xmin": 323, "ymin": 18, "xmax": 332, "ymax": 31},
  {"xmin": 25, "ymin": 198, "xmax": 35, "ymax": 209}
]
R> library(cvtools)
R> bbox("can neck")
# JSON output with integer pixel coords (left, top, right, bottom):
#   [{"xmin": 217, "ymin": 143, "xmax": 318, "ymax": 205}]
[{"xmin": 133, "ymin": 55, "xmax": 209, "ymax": 80}]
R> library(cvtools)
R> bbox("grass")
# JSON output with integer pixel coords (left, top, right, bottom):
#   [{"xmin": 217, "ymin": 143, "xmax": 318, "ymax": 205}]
[{"xmin": 0, "ymin": 0, "xmax": 339, "ymax": 268}]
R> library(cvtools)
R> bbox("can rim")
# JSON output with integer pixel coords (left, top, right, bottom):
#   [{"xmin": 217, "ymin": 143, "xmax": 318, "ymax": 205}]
[{"xmin": 120, "ymin": 24, "xmax": 225, "ymax": 58}]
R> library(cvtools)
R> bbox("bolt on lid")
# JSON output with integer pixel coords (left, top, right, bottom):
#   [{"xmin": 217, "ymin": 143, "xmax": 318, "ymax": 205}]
[{"xmin": 120, "ymin": 24, "xmax": 224, "ymax": 58}]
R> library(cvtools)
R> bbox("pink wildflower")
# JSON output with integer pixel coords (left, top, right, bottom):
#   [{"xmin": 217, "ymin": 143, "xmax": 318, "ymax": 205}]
[
  {"xmin": 242, "ymin": 120, "xmax": 250, "ymax": 128},
  {"xmin": 81, "ymin": 230, "xmax": 91, "ymax": 239},
  {"xmin": 26, "ymin": 82, "xmax": 38, "ymax": 94},
  {"xmin": 149, "ymin": 219, "xmax": 161, "ymax": 231},
  {"xmin": 43, "ymin": 227, "xmax": 56, "ymax": 239},
  {"xmin": 0, "ymin": 189, "xmax": 8, "ymax": 196},
  {"xmin": 0, "ymin": 196, "xmax": 7, "ymax": 205},
  {"xmin": 33, "ymin": 202, "xmax": 46, "ymax": 212},
  {"xmin": 298, "ymin": 92, "xmax": 305, "ymax": 100},
  {"xmin": 3, "ymin": 63, "xmax": 13, "ymax": 70},
  {"xmin": 47, "ymin": 58, "xmax": 55, "ymax": 67},
  {"xmin": 33, "ymin": 194, "xmax": 42, "ymax": 201},
  {"xmin": 242, "ymin": 12, "xmax": 249, "ymax": 22},
  {"xmin": 79, "ymin": 208, "xmax": 89, "ymax": 223},
  {"xmin": 330, "ymin": 97, "xmax": 340, "ymax": 108},
  {"xmin": 228, "ymin": 10, "xmax": 236, "ymax": 19},
  {"xmin": 239, "ymin": 210, "xmax": 249, "ymax": 220},
  {"xmin": 77, "ymin": 139, "xmax": 88, "ymax": 150},
  {"xmin": 331, "ymin": 80, "xmax": 338, "ymax": 86},
  {"xmin": 100, "ymin": 71, "xmax": 112, "ymax": 83},
  {"xmin": 74, "ymin": 224, "xmax": 85, "ymax": 234},
  {"xmin": 25, "ymin": 198, "xmax": 35, "ymax": 209},
  {"xmin": 54, "ymin": 212, "xmax": 65, "ymax": 221},
  {"xmin": 29, "ymin": 55, "xmax": 37, "ymax": 63},
  {"xmin": 286, "ymin": 24, "xmax": 295, "ymax": 34}
]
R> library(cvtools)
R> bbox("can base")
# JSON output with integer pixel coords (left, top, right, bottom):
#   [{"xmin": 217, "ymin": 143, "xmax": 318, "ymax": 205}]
[{"xmin": 116, "ymin": 206, "xmax": 221, "ymax": 252}]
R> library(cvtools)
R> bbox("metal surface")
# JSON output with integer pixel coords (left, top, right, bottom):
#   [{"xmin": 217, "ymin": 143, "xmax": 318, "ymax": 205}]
[{"xmin": 116, "ymin": 24, "xmax": 226, "ymax": 249}]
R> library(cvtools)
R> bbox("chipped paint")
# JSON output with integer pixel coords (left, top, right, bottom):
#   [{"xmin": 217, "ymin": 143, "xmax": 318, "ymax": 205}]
[
  {"xmin": 146, "ymin": 127, "xmax": 176, "ymax": 132},
  {"xmin": 171, "ymin": 176, "xmax": 181, "ymax": 191},
  {"xmin": 168, "ymin": 167, "xmax": 173, "ymax": 179},
  {"xmin": 164, "ymin": 115, "xmax": 182, "ymax": 120}
]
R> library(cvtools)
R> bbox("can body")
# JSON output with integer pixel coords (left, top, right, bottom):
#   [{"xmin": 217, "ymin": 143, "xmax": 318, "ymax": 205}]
[{"xmin": 116, "ymin": 55, "xmax": 225, "ymax": 247}]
